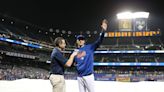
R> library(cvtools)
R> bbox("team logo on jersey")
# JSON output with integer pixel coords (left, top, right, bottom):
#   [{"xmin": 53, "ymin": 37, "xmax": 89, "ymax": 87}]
[{"xmin": 77, "ymin": 51, "xmax": 86, "ymax": 59}]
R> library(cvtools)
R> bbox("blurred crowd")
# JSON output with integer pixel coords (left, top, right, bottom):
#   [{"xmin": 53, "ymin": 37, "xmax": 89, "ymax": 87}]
[
  {"xmin": 0, "ymin": 64, "xmax": 49, "ymax": 80},
  {"xmin": 0, "ymin": 62, "xmax": 164, "ymax": 81}
]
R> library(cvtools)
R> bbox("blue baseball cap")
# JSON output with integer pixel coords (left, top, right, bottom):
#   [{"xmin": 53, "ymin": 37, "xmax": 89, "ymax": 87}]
[{"xmin": 76, "ymin": 35, "xmax": 85, "ymax": 40}]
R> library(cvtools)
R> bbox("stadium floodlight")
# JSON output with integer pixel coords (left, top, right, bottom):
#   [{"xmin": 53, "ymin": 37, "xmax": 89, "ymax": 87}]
[
  {"xmin": 117, "ymin": 12, "xmax": 133, "ymax": 19},
  {"xmin": 117, "ymin": 12, "xmax": 150, "ymax": 19},
  {"xmin": 133, "ymin": 12, "xmax": 149, "ymax": 19},
  {"xmin": 49, "ymin": 28, "xmax": 53, "ymax": 32}
]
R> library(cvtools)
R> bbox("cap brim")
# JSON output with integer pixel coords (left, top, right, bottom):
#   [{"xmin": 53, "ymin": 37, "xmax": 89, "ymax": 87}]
[{"xmin": 77, "ymin": 37, "xmax": 85, "ymax": 40}]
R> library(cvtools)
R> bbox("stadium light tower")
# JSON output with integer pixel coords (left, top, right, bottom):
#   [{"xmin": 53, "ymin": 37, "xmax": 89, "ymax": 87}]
[{"xmin": 116, "ymin": 11, "xmax": 150, "ymax": 31}]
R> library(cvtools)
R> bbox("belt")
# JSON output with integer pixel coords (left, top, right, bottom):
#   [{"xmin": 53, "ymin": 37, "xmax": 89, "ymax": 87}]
[{"xmin": 83, "ymin": 73, "xmax": 93, "ymax": 76}]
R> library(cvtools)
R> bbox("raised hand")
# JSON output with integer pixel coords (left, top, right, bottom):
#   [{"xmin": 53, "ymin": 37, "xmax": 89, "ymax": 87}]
[{"xmin": 101, "ymin": 19, "xmax": 108, "ymax": 31}]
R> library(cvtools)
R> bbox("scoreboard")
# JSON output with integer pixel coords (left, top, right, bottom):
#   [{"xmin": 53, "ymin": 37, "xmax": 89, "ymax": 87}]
[{"xmin": 106, "ymin": 31, "xmax": 160, "ymax": 37}]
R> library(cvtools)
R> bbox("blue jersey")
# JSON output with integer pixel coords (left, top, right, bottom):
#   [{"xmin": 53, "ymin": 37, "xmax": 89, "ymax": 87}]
[{"xmin": 75, "ymin": 32, "xmax": 105, "ymax": 77}]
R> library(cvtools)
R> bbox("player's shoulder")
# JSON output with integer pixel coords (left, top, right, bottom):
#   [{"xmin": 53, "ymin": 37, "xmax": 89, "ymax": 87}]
[
  {"xmin": 84, "ymin": 44, "xmax": 94, "ymax": 50},
  {"xmin": 84, "ymin": 44, "xmax": 91, "ymax": 48}
]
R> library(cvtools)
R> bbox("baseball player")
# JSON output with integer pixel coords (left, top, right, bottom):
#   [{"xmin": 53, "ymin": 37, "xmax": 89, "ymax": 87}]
[{"xmin": 74, "ymin": 19, "xmax": 108, "ymax": 92}]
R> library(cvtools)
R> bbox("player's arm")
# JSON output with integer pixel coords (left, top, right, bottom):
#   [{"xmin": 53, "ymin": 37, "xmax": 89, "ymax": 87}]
[
  {"xmin": 65, "ymin": 51, "xmax": 78, "ymax": 67},
  {"xmin": 91, "ymin": 19, "xmax": 108, "ymax": 50}
]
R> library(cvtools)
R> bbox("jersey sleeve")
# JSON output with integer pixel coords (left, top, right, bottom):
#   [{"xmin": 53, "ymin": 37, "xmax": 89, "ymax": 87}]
[{"xmin": 90, "ymin": 31, "xmax": 105, "ymax": 51}]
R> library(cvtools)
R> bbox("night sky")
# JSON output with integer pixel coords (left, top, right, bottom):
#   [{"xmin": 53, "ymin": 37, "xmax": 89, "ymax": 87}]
[{"xmin": 0, "ymin": 0, "xmax": 163, "ymax": 39}]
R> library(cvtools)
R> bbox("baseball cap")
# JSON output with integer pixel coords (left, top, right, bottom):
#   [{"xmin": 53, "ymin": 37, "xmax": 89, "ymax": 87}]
[{"xmin": 76, "ymin": 35, "xmax": 85, "ymax": 40}]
